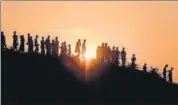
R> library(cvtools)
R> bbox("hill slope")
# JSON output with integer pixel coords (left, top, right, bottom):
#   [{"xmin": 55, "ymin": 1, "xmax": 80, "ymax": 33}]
[{"xmin": 2, "ymin": 50, "xmax": 178, "ymax": 104}]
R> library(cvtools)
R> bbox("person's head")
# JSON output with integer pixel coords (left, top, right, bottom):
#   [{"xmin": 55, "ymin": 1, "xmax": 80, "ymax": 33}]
[
  {"xmin": 42, "ymin": 37, "xmax": 44, "ymax": 40},
  {"xmin": 27, "ymin": 33, "xmax": 30, "ymax": 37},
  {"xmin": 84, "ymin": 39, "xmax": 86, "ymax": 42},
  {"xmin": 36, "ymin": 35, "xmax": 38, "ymax": 38},
  {"xmin": 112, "ymin": 46, "xmax": 115, "ymax": 50},
  {"xmin": 21, "ymin": 35, "xmax": 24, "ymax": 38},
  {"xmin": 102, "ymin": 43, "xmax": 104, "ymax": 47},
  {"xmin": 13, "ymin": 31, "xmax": 16, "ymax": 35},
  {"xmin": 144, "ymin": 63, "xmax": 147, "ymax": 66},
  {"xmin": 30, "ymin": 36, "xmax": 33, "ymax": 39},
  {"xmin": 52, "ymin": 39, "xmax": 54, "ymax": 43},
  {"xmin": 171, "ymin": 67, "xmax": 174, "ymax": 71},
  {"xmin": 165, "ymin": 64, "xmax": 168, "ymax": 67},
  {"xmin": 116, "ymin": 47, "xmax": 119, "ymax": 50},
  {"xmin": 78, "ymin": 39, "xmax": 80, "ymax": 42},
  {"xmin": 48, "ymin": 35, "xmax": 50, "ymax": 39},
  {"xmin": 123, "ymin": 47, "xmax": 125, "ymax": 51},
  {"xmin": 1, "ymin": 31, "xmax": 4, "ymax": 35},
  {"xmin": 68, "ymin": 44, "xmax": 71, "ymax": 47},
  {"xmin": 133, "ymin": 54, "xmax": 135, "ymax": 57},
  {"xmin": 55, "ymin": 37, "xmax": 58, "ymax": 40}
]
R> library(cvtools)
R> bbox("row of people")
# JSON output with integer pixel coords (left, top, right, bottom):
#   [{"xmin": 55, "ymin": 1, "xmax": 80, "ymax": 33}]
[
  {"xmin": 142, "ymin": 63, "xmax": 173, "ymax": 83},
  {"xmin": 1, "ymin": 31, "xmax": 174, "ymax": 83},
  {"xmin": 96, "ymin": 43, "xmax": 136, "ymax": 68},
  {"xmin": 1, "ymin": 31, "xmax": 86, "ymax": 57}
]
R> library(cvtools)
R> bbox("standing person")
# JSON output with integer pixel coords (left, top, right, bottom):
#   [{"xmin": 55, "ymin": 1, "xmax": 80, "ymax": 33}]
[
  {"xmin": 82, "ymin": 39, "xmax": 86, "ymax": 59},
  {"xmin": 131, "ymin": 54, "xmax": 136, "ymax": 69},
  {"xmin": 111, "ymin": 46, "xmax": 116, "ymax": 63},
  {"xmin": 51, "ymin": 39, "xmax": 56, "ymax": 56},
  {"xmin": 163, "ymin": 64, "xmax": 168, "ymax": 80},
  {"xmin": 168, "ymin": 67, "xmax": 174, "ymax": 83},
  {"xmin": 26, "ymin": 33, "xmax": 31, "ymax": 53},
  {"xmin": 60, "ymin": 42, "xmax": 64, "ymax": 56},
  {"xmin": 1, "ymin": 31, "xmax": 6, "ymax": 50},
  {"xmin": 55, "ymin": 37, "xmax": 59, "ymax": 56},
  {"xmin": 40, "ymin": 37, "xmax": 45, "ymax": 55},
  {"xmin": 34, "ymin": 35, "xmax": 39, "ymax": 53},
  {"xmin": 101, "ymin": 43, "xmax": 105, "ymax": 63},
  {"xmin": 29, "ymin": 36, "xmax": 34, "ymax": 53},
  {"xmin": 106, "ymin": 46, "xmax": 111, "ymax": 63},
  {"xmin": 63, "ymin": 42, "xmax": 67, "ymax": 55},
  {"xmin": 115, "ymin": 47, "xmax": 120, "ymax": 66},
  {"xmin": 68, "ymin": 44, "xmax": 71, "ymax": 57},
  {"xmin": 45, "ymin": 35, "xmax": 51, "ymax": 56},
  {"xmin": 104, "ymin": 43, "xmax": 108, "ymax": 62},
  {"xmin": 75, "ymin": 39, "xmax": 81, "ymax": 57},
  {"xmin": 19, "ymin": 35, "xmax": 25, "ymax": 52},
  {"xmin": 12, "ymin": 31, "xmax": 18, "ymax": 50},
  {"xmin": 96, "ymin": 46, "xmax": 100, "ymax": 62},
  {"xmin": 121, "ymin": 47, "xmax": 127, "ymax": 67},
  {"xmin": 143, "ymin": 63, "xmax": 147, "ymax": 72}
]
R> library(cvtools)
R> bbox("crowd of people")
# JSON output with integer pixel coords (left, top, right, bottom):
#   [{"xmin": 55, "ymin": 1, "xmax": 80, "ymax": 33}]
[
  {"xmin": 1, "ymin": 31, "xmax": 86, "ymax": 58},
  {"xmin": 96, "ymin": 44, "xmax": 136, "ymax": 68},
  {"xmin": 1, "ymin": 31, "xmax": 174, "ymax": 83}
]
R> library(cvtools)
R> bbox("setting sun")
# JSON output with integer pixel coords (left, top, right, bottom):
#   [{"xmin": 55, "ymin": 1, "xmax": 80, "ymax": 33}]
[{"xmin": 85, "ymin": 51, "xmax": 93, "ymax": 61}]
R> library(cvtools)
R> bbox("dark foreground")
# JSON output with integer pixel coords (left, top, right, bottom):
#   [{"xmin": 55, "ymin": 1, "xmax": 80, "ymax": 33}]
[{"xmin": 2, "ymin": 50, "xmax": 178, "ymax": 105}]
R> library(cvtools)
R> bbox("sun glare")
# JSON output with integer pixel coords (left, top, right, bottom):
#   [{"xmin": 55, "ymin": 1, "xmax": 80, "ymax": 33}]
[{"xmin": 85, "ymin": 51, "xmax": 93, "ymax": 61}]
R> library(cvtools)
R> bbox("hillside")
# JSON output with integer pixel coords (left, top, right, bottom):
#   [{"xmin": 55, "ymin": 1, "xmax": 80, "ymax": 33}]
[{"xmin": 2, "ymin": 50, "xmax": 178, "ymax": 104}]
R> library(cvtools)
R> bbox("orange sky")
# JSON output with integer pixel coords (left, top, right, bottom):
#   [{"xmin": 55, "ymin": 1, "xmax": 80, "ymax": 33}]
[{"xmin": 1, "ymin": 1, "xmax": 178, "ymax": 83}]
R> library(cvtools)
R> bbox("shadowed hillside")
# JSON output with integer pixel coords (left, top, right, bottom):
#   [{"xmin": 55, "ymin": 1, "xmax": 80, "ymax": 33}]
[{"xmin": 2, "ymin": 50, "xmax": 178, "ymax": 104}]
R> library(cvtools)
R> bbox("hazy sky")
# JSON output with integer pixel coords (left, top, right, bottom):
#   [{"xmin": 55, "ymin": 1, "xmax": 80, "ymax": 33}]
[{"xmin": 1, "ymin": 1, "xmax": 178, "ymax": 82}]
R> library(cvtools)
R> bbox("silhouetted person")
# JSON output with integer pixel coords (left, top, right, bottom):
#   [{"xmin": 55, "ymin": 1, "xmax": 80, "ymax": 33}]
[
  {"xmin": 131, "ymin": 54, "xmax": 136, "ymax": 69},
  {"xmin": 75, "ymin": 39, "xmax": 81, "ymax": 57},
  {"xmin": 168, "ymin": 67, "xmax": 173, "ymax": 83},
  {"xmin": 121, "ymin": 47, "xmax": 127, "ymax": 67},
  {"xmin": 60, "ymin": 43, "xmax": 63, "ymax": 56},
  {"xmin": 163, "ymin": 64, "xmax": 168, "ymax": 80},
  {"xmin": 63, "ymin": 42, "xmax": 67, "ymax": 55},
  {"xmin": 111, "ymin": 46, "xmax": 116, "ymax": 63},
  {"xmin": 12, "ymin": 31, "xmax": 18, "ymax": 50},
  {"xmin": 97, "ymin": 46, "xmax": 102, "ymax": 62},
  {"xmin": 68, "ymin": 44, "xmax": 71, "ymax": 57},
  {"xmin": 19, "ymin": 35, "xmax": 25, "ymax": 52},
  {"xmin": 29, "ymin": 36, "xmax": 34, "ymax": 53},
  {"xmin": 55, "ymin": 37, "xmax": 59, "ymax": 56},
  {"xmin": 26, "ymin": 33, "xmax": 31, "ymax": 52},
  {"xmin": 34, "ymin": 35, "xmax": 39, "ymax": 53},
  {"xmin": 143, "ymin": 63, "xmax": 147, "ymax": 72},
  {"xmin": 60, "ymin": 42, "xmax": 67, "ymax": 56},
  {"xmin": 82, "ymin": 39, "xmax": 86, "ymax": 59},
  {"xmin": 115, "ymin": 47, "xmax": 120, "ymax": 65},
  {"xmin": 51, "ymin": 39, "xmax": 56, "ymax": 56},
  {"xmin": 104, "ymin": 43, "xmax": 108, "ymax": 62},
  {"xmin": 106, "ymin": 46, "xmax": 111, "ymax": 63},
  {"xmin": 101, "ymin": 43, "xmax": 105, "ymax": 63},
  {"xmin": 40, "ymin": 37, "xmax": 45, "ymax": 55},
  {"xmin": 151, "ymin": 67, "xmax": 158, "ymax": 75},
  {"xmin": 45, "ymin": 36, "xmax": 51, "ymax": 56},
  {"xmin": 1, "ymin": 31, "xmax": 6, "ymax": 50}
]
